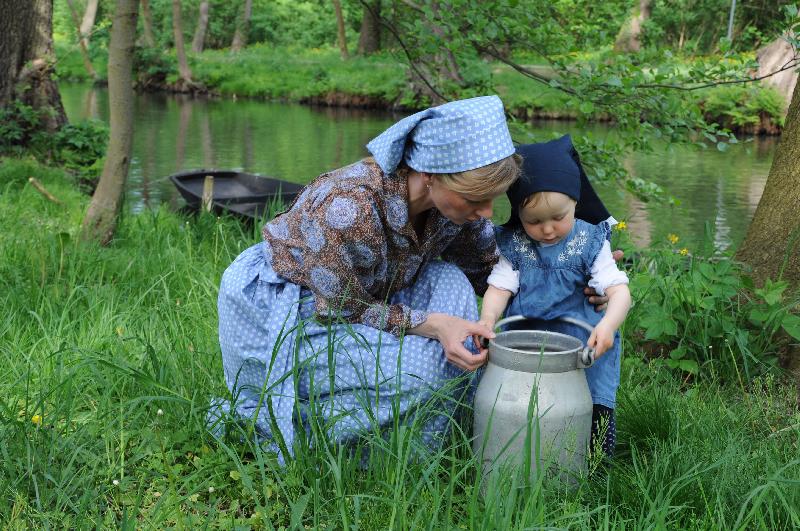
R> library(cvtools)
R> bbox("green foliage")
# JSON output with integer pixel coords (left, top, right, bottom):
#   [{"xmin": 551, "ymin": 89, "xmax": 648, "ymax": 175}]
[
  {"xmin": 121, "ymin": 0, "xmax": 361, "ymax": 51},
  {"xmin": 0, "ymin": 102, "xmax": 107, "ymax": 180},
  {"xmin": 52, "ymin": 2, "xmax": 111, "ymax": 82},
  {"xmin": 700, "ymin": 84, "xmax": 787, "ymax": 129},
  {"xmin": 644, "ymin": 0, "xmax": 795, "ymax": 54},
  {"xmin": 547, "ymin": 0, "xmax": 631, "ymax": 49},
  {"xmin": 616, "ymin": 226, "xmax": 799, "ymax": 381},
  {"xmin": 133, "ymin": 44, "xmax": 179, "ymax": 88}
]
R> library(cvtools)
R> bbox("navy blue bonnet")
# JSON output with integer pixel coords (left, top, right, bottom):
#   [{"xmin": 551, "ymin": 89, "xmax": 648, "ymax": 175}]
[{"xmin": 505, "ymin": 135, "xmax": 610, "ymax": 227}]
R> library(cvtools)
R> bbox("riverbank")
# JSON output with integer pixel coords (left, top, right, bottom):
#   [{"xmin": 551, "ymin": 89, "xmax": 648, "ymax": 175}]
[
  {"xmin": 2, "ymin": 156, "xmax": 798, "ymax": 527},
  {"xmin": 55, "ymin": 44, "xmax": 786, "ymax": 136}
]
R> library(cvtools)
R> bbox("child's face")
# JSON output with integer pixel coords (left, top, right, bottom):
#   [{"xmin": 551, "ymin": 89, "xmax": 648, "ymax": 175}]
[{"xmin": 519, "ymin": 191, "xmax": 576, "ymax": 244}]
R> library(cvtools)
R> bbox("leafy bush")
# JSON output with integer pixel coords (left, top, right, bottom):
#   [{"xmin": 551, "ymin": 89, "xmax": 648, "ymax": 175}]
[
  {"xmin": 700, "ymin": 84, "xmax": 787, "ymax": 129},
  {"xmin": 616, "ymin": 225, "xmax": 800, "ymax": 381},
  {"xmin": 134, "ymin": 45, "xmax": 178, "ymax": 88},
  {"xmin": 0, "ymin": 101, "xmax": 107, "ymax": 182}
]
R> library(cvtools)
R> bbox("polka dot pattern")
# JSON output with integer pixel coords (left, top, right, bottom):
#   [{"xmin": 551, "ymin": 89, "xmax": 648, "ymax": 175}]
[
  {"xmin": 366, "ymin": 95, "xmax": 515, "ymax": 174},
  {"xmin": 215, "ymin": 248, "xmax": 481, "ymax": 461}
]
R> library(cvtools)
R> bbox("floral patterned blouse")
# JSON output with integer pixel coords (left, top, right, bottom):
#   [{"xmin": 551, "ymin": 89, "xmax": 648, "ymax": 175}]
[{"xmin": 262, "ymin": 159, "xmax": 499, "ymax": 336}]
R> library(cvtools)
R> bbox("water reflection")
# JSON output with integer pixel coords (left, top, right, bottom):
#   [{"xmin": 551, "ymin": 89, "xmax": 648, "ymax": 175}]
[{"xmin": 59, "ymin": 84, "xmax": 775, "ymax": 249}]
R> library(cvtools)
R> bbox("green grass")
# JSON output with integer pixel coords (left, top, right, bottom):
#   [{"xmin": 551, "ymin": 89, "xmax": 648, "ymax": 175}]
[{"xmin": 2, "ymin": 157, "xmax": 799, "ymax": 528}]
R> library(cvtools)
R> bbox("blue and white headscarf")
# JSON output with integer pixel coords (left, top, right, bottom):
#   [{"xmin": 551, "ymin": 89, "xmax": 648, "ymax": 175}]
[{"xmin": 366, "ymin": 95, "xmax": 515, "ymax": 175}]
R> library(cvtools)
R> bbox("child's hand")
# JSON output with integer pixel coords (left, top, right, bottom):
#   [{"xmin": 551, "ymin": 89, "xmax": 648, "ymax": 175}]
[
  {"xmin": 588, "ymin": 321, "xmax": 615, "ymax": 358},
  {"xmin": 472, "ymin": 319, "xmax": 495, "ymax": 354}
]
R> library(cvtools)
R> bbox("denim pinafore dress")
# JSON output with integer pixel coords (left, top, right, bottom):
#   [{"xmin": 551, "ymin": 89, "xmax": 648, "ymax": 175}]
[{"xmin": 495, "ymin": 219, "xmax": 621, "ymax": 409}]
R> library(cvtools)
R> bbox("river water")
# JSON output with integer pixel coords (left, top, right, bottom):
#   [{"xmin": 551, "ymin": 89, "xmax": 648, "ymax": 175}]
[{"xmin": 61, "ymin": 84, "xmax": 777, "ymax": 250}]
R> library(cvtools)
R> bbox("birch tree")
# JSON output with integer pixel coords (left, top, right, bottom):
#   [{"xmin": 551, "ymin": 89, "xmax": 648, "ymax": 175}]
[
  {"xmin": 172, "ymin": 0, "xmax": 195, "ymax": 89},
  {"xmin": 332, "ymin": 0, "xmax": 349, "ymax": 59},
  {"xmin": 82, "ymin": 0, "xmax": 139, "ymax": 245},
  {"xmin": 191, "ymin": 0, "xmax": 210, "ymax": 53},
  {"xmin": 230, "ymin": 0, "xmax": 253, "ymax": 52}
]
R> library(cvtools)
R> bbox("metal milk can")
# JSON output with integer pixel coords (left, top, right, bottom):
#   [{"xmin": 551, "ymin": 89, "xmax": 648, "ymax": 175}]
[{"xmin": 473, "ymin": 315, "xmax": 595, "ymax": 485}]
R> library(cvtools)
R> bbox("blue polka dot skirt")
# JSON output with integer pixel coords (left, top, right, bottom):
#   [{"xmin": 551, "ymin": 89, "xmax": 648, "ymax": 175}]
[{"xmin": 211, "ymin": 242, "xmax": 481, "ymax": 462}]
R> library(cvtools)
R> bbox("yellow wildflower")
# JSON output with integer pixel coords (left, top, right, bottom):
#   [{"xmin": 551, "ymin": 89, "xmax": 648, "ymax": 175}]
[
  {"xmin": 116, "ymin": 326, "xmax": 124, "ymax": 337},
  {"xmin": 679, "ymin": 248, "xmax": 689, "ymax": 256},
  {"xmin": 667, "ymin": 234, "xmax": 679, "ymax": 244},
  {"xmin": 614, "ymin": 221, "xmax": 627, "ymax": 231},
  {"xmin": 31, "ymin": 414, "xmax": 42, "ymax": 425}
]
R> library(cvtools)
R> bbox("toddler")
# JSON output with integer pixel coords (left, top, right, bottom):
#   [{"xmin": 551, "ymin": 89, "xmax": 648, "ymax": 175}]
[{"xmin": 479, "ymin": 135, "xmax": 632, "ymax": 457}]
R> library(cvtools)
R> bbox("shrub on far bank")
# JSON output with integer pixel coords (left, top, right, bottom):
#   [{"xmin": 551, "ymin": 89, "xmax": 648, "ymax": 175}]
[
  {"xmin": 0, "ymin": 102, "xmax": 107, "ymax": 190},
  {"xmin": 699, "ymin": 84, "xmax": 787, "ymax": 134}
]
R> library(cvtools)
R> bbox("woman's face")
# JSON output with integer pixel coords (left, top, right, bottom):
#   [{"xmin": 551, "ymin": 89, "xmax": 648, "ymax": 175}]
[{"xmin": 428, "ymin": 177, "xmax": 496, "ymax": 225}]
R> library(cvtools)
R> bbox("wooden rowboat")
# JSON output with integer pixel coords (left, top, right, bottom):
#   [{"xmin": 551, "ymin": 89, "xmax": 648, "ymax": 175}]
[{"xmin": 169, "ymin": 169, "xmax": 304, "ymax": 220}]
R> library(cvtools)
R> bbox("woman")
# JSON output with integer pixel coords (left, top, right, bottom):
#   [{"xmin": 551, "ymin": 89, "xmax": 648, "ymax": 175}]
[{"xmin": 215, "ymin": 95, "xmax": 521, "ymax": 459}]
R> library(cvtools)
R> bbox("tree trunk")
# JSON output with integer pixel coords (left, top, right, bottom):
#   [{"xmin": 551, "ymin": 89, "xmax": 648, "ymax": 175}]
[
  {"xmin": 140, "ymin": 0, "xmax": 156, "ymax": 47},
  {"xmin": 614, "ymin": 0, "xmax": 651, "ymax": 53},
  {"xmin": 230, "ymin": 0, "xmax": 253, "ymax": 52},
  {"xmin": 79, "ymin": 0, "xmax": 99, "ymax": 48},
  {"xmin": 756, "ymin": 35, "xmax": 798, "ymax": 113},
  {"xmin": 736, "ymin": 81, "xmax": 800, "ymax": 288},
  {"xmin": 172, "ymin": 0, "xmax": 194, "ymax": 87},
  {"xmin": 66, "ymin": 0, "xmax": 98, "ymax": 81},
  {"xmin": 332, "ymin": 0, "xmax": 349, "ymax": 59},
  {"xmin": 0, "ymin": 0, "xmax": 67, "ymax": 133},
  {"xmin": 357, "ymin": 0, "xmax": 381, "ymax": 55},
  {"xmin": 81, "ymin": 0, "xmax": 139, "ymax": 245},
  {"xmin": 191, "ymin": 0, "xmax": 210, "ymax": 53}
]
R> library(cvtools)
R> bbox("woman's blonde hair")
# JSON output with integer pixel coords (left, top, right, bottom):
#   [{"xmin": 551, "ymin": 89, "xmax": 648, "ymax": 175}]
[
  {"xmin": 434, "ymin": 153, "xmax": 522, "ymax": 199},
  {"xmin": 369, "ymin": 153, "xmax": 522, "ymax": 199}
]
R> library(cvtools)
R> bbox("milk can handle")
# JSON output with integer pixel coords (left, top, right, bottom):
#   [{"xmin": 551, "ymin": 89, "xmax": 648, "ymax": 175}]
[{"xmin": 491, "ymin": 315, "xmax": 596, "ymax": 368}]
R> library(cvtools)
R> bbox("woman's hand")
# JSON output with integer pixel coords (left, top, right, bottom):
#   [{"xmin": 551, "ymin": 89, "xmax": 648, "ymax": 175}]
[
  {"xmin": 410, "ymin": 313, "xmax": 494, "ymax": 371},
  {"xmin": 585, "ymin": 249, "xmax": 624, "ymax": 311}
]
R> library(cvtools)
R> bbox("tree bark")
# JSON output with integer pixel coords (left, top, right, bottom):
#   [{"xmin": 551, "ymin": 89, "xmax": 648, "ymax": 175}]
[
  {"xmin": 357, "ymin": 0, "xmax": 381, "ymax": 55},
  {"xmin": 0, "ymin": 0, "xmax": 67, "ymax": 133},
  {"xmin": 140, "ymin": 0, "xmax": 156, "ymax": 47},
  {"xmin": 191, "ymin": 0, "xmax": 210, "ymax": 53},
  {"xmin": 172, "ymin": 0, "xmax": 194, "ymax": 87},
  {"xmin": 332, "ymin": 0, "xmax": 349, "ymax": 59},
  {"xmin": 66, "ymin": 0, "xmax": 98, "ymax": 80},
  {"xmin": 79, "ymin": 0, "xmax": 99, "ymax": 48},
  {"xmin": 230, "ymin": 0, "xmax": 253, "ymax": 52},
  {"xmin": 614, "ymin": 0, "xmax": 651, "ymax": 53},
  {"xmin": 736, "ymin": 81, "xmax": 800, "ymax": 288},
  {"xmin": 756, "ymin": 35, "xmax": 798, "ymax": 113},
  {"xmin": 82, "ymin": 0, "xmax": 139, "ymax": 245}
]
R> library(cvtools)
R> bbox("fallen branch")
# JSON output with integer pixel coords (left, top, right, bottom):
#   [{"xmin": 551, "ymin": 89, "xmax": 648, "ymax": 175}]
[{"xmin": 28, "ymin": 177, "xmax": 63, "ymax": 204}]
